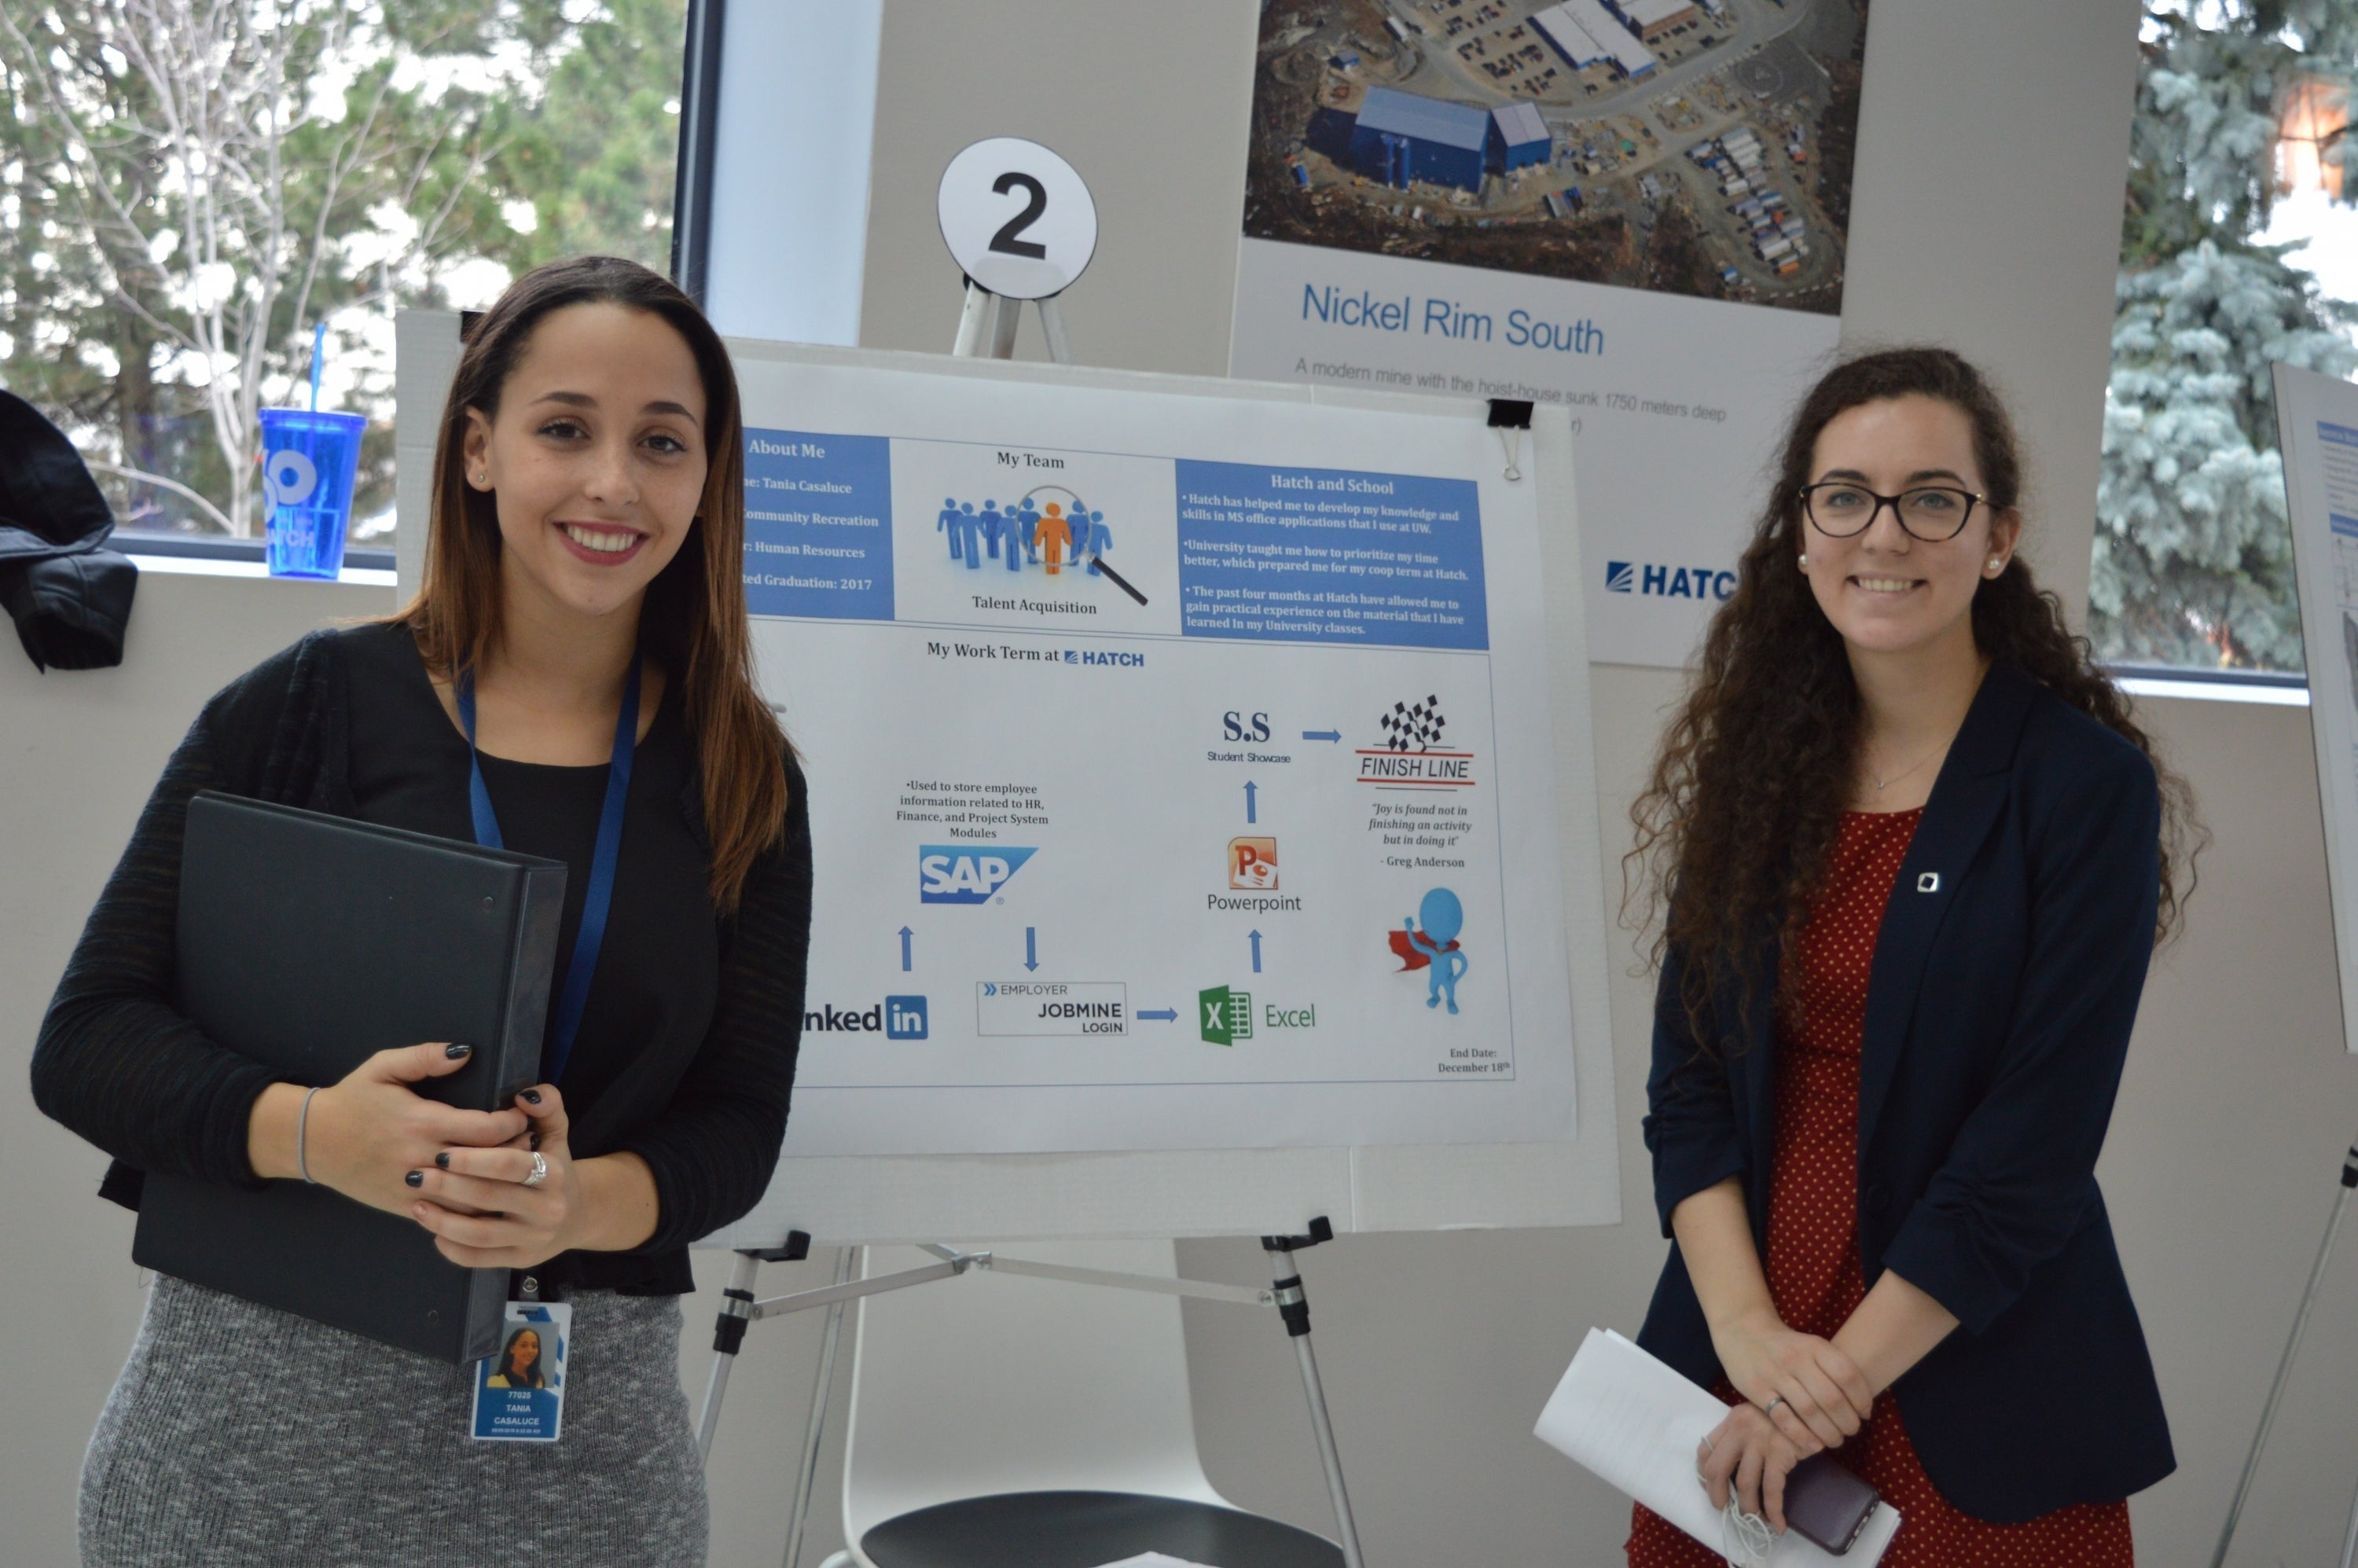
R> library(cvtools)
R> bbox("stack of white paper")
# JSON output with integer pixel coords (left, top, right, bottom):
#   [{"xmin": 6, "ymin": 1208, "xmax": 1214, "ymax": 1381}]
[{"xmin": 1533, "ymin": 1327, "xmax": 1900, "ymax": 1565}]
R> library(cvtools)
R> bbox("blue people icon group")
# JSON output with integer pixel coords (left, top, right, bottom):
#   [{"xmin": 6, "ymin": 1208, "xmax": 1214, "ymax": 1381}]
[{"xmin": 936, "ymin": 492, "xmax": 1111, "ymax": 578}]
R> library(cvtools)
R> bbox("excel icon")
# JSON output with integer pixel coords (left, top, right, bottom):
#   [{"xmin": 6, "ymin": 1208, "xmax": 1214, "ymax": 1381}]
[{"xmin": 1199, "ymin": 986, "xmax": 1254, "ymax": 1046}]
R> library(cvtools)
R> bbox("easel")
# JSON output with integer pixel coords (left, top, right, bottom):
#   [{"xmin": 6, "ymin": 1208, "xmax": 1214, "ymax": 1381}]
[
  {"xmin": 695, "ymin": 1221, "xmax": 1367, "ymax": 1568},
  {"xmin": 2210, "ymin": 1137, "xmax": 2358, "ymax": 1567},
  {"xmin": 950, "ymin": 275, "xmax": 1074, "ymax": 365},
  {"xmin": 693, "ymin": 281, "xmax": 1366, "ymax": 1568}
]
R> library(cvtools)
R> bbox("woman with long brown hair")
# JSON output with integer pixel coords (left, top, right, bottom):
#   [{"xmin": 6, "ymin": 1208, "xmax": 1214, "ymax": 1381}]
[
  {"xmin": 35, "ymin": 255, "xmax": 811, "ymax": 1566},
  {"xmin": 1623, "ymin": 347, "xmax": 2195, "ymax": 1564}
]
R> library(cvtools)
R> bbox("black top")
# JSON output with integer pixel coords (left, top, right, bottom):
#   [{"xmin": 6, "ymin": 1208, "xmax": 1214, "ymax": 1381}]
[
  {"xmin": 343, "ymin": 622, "xmax": 721, "ymax": 1126},
  {"xmin": 31, "ymin": 622, "xmax": 813, "ymax": 1295},
  {"xmin": 1637, "ymin": 663, "xmax": 2174, "ymax": 1522}
]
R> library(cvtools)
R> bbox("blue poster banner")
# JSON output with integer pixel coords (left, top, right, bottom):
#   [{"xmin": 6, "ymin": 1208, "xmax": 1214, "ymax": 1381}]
[
  {"xmin": 743, "ymin": 428, "xmax": 894, "ymax": 620},
  {"xmin": 1173, "ymin": 461, "xmax": 1486, "ymax": 651}
]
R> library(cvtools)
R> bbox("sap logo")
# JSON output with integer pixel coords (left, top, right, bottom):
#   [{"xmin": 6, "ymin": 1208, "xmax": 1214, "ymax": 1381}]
[
  {"xmin": 918, "ymin": 846, "xmax": 1038, "ymax": 903},
  {"xmin": 804, "ymin": 996, "xmax": 928, "ymax": 1039},
  {"xmin": 1604, "ymin": 560, "xmax": 1735, "ymax": 601}
]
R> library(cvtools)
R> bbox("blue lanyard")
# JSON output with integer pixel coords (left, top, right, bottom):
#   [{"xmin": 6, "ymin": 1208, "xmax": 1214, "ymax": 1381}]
[{"xmin": 455, "ymin": 649, "xmax": 640, "ymax": 1085}]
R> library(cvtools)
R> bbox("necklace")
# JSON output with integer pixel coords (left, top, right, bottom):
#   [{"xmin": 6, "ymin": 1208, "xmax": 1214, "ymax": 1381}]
[{"xmin": 1866, "ymin": 741, "xmax": 1943, "ymax": 792}]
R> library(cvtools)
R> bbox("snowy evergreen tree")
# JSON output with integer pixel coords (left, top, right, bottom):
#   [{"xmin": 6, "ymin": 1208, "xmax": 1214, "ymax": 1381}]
[{"xmin": 2092, "ymin": 1, "xmax": 2358, "ymax": 670}]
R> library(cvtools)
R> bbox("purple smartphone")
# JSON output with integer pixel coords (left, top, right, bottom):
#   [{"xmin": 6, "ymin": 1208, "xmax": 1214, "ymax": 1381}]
[{"xmin": 1784, "ymin": 1452, "xmax": 1881, "ymax": 1554}]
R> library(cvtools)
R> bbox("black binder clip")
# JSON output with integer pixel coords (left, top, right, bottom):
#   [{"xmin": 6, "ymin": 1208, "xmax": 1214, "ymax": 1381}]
[{"xmin": 1486, "ymin": 399, "xmax": 1533, "ymax": 481}]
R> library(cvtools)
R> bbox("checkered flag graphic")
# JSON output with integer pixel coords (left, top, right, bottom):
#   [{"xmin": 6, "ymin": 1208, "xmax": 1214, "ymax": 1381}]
[{"xmin": 1379, "ymin": 696, "xmax": 1447, "ymax": 753}]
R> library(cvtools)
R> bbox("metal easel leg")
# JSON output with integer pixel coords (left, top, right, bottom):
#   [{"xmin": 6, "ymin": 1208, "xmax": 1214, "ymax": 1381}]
[
  {"xmin": 2339, "ymin": 1464, "xmax": 2358, "ymax": 1568},
  {"xmin": 951, "ymin": 277, "xmax": 992, "ymax": 356},
  {"xmin": 784, "ymin": 1246, "xmax": 860, "ymax": 1568},
  {"xmin": 1037, "ymin": 293, "xmax": 1073, "ymax": 365},
  {"xmin": 2210, "ymin": 1141, "xmax": 2358, "ymax": 1568},
  {"xmin": 987, "ymin": 289, "xmax": 1022, "ymax": 358},
  {"xmin": 1262, "ymin": 1220, "xmax": 1364, "ymax": 1568},
  {"xmin": 699, "ymin": 1235, "xmax": 814, "ymax": 1464},
  {"xmin": 699, "ymin": 1250, "xmax": 762, "ymax": 1462}
]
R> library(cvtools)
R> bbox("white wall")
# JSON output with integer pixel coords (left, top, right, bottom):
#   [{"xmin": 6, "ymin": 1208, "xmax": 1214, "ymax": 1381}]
[{"xmin": 15, "ymin": 3, "xmax": 2356, "ymax": 1566}]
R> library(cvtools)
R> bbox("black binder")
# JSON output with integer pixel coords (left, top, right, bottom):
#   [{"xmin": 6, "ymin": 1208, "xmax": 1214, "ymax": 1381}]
[{"xmin": 133, "ymin": 791, "xmax": 566, "ymax": 1363}]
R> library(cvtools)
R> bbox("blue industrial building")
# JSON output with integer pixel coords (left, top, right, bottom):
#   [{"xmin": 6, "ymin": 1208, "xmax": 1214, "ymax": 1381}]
[
  {"xmin": 1489, "ymin": 102, "xmax": 1552, "ymax": 173},
  {"xmin": 1350, "ymin": 86, "xmax": 1491, "ymax": 191}
]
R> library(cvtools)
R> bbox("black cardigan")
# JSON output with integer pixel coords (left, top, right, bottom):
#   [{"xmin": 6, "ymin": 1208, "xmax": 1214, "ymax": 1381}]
[{"xmin": 29, "ymin": 626, "xmax": 812, "ymax": 1294}]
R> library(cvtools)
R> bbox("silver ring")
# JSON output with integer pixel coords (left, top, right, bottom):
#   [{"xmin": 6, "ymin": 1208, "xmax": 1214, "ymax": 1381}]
[
  {"xmin": 522, "ymin": 1151, "xmax": 548, "ymax": 1188},
  {"xmin": 1764, "ymin": 1395, "xmax": 1788, "ymax": 1418},
  {"xmin": 1698, "ymin": 1434, "xmax": 1714, "ymax": 1456}
]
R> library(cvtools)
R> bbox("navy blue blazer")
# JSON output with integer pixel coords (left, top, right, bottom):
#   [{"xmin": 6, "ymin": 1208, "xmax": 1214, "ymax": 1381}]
[{"xmin": 1637, "ymin": 663, "xmax": 2176, "ymax": 1524}]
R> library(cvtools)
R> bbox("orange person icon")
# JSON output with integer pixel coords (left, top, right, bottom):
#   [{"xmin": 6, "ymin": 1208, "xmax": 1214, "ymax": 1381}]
[{"xmin": 1035, "ymin": 502, "xmax": 1073, "ymax": 575}]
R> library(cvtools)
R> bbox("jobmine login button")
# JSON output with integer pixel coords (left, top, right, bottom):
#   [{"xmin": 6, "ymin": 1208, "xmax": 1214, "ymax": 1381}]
[{"xmin": 976, "ymin": 981, "xmax": 1129, "ymax": 1037}]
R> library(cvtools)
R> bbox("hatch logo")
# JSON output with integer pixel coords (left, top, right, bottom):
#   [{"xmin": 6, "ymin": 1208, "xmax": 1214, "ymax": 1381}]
[
  {"xmin": 919, "ymin": 846, "xmax": 1038, "ymax": 903},
  {"xmin": 1605, "ymin": 560, "xmax": 1735, "ymax": 601},
  {"xmin": 1200, "ymin": 986, "xmax": 1254, "ymax": 1046},
  {"xmin": 804, "ymin": 995, "xmax": 929, "ymax": 1039}
]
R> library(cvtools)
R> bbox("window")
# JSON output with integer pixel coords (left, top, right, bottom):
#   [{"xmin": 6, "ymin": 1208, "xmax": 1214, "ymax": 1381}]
[
  {"xmin": 0, "ymin": 0, "xmax": 689, "ymax": 556},
  {"xmin": 2090, "ymin": 2, "xmax": 2358, "ymax": 678}
]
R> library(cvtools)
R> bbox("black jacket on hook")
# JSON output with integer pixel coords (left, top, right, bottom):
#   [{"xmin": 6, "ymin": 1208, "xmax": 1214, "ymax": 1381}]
[{"xmin": 0, "ymin": 391, "xmax": 137, "ymax": 670}]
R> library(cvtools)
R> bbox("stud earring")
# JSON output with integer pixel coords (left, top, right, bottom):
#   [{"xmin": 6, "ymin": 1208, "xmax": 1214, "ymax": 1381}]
[
  {"xmin": 1987, "ymin": 556, "xmax": 2004, "ymax": 573},
  {"xmin": 1797, "ymin": 553, "xmax": 1809, "ymax": 568}
]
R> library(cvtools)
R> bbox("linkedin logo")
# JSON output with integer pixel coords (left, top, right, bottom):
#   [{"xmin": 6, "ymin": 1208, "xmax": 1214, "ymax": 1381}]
[{"xmin": 804, "ymin": 995, "xmax": 930, "ymax": 1040}]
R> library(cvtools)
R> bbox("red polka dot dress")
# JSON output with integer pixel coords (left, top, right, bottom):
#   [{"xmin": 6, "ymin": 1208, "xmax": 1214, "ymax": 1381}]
[{"xmin": 1626, "ymin": 809, "xmax": 2134, "ymax": 1566}]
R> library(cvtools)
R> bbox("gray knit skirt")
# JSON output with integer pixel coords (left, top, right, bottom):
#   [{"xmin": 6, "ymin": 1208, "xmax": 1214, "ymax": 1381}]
[{"xmin": 80, "ymin": 1274, "xmax": 707, "ymax": 1567}]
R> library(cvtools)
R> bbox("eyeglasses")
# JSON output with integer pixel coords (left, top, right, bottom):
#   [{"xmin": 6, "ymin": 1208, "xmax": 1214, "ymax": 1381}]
[{"xmin": 1798, "ymin": 482, "xmax": 1984, "ymax": 542}]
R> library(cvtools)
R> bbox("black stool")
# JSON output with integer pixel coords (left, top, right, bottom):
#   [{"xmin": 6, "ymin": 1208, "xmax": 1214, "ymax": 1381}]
[{"xmin": 860, "ymin": 1489, "xmax": 1346, "ymax": 1568}]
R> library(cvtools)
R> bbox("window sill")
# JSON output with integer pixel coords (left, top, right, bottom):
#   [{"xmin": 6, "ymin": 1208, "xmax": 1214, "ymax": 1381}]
[
  {"xmin": 2112, "ymin": 672, "xmax": 2310, "ymax": 707},
  {"xmin": 123, "ymin": 553, "xmax": 398, "ymax": 588}
]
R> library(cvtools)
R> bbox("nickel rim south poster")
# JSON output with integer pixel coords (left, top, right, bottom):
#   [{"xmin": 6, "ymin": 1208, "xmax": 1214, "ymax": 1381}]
[{"xmin": 1229, "ymin": 0, "xmax": 1869, "ymax": 667}]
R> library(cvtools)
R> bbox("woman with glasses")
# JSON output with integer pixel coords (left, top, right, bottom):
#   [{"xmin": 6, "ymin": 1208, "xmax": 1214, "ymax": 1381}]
[{"xmin": 1622, "ymin": 347, "xmax": 2198, "ymax": 1564}]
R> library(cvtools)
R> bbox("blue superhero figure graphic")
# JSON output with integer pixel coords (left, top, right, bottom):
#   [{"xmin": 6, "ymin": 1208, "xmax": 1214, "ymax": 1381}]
[
  {"xmin": 938, "ymin": 498, "xmax": 964, "ymax": 562},
  {"xmin": 1400, "ymin": 888, "xmax": 1468, "ymax": 1014},
  {"xmin": 977, "ymin": 499, "xmax": 1003, "ymax": 559}
]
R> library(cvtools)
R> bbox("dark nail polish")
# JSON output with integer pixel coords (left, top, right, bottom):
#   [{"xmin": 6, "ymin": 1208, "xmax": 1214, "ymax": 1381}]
[
  {"xmin": 445, "ymin": 1042, "xmax": 472, "ymax": 1059},
  {"xmin": 530, "ymin": 1133, "xmax": 542, "ymax": 1151},
  {"xmin": 404, "ymin": 1170, "xmax": 424, "ymax": 1188},
  {"xmin": 522, "ymin": 1089, "xmax": 542, "ymax": 1105},
  {"xmin": 434, "ymin": 1152, "xmax": 450, "ymax": 1170}
]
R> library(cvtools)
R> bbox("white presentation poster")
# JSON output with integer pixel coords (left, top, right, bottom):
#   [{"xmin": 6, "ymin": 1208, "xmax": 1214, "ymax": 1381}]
[
  {"xmin": 2274, "ymin": 363, "xmax": 2358, "ymax": 1055},
  {"xmin": 731, "ymin": 344, "xmax": 1577, "ymax": 1156},
  {"xmin": 1229, "ymin": 0, "xmax": 1868, "ymax": 668}
]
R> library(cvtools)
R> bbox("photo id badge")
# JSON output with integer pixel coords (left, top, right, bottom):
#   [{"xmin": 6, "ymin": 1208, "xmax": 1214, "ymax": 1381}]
[{"xmin": 471, "ymin": 1301, "xmax": 571, "ymax": 1442}]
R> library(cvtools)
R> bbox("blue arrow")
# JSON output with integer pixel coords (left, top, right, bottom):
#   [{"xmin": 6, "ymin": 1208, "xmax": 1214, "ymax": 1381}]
[
  {"xmin": 1244, "ymin": 780, "xmax": 1258, "ymax": 824},
  {"xmin": 1025, "ymin": 927, "xmax": 1038, "ymax": 972},
  {"xmin": 1250, "ymin": 929, "xmax": 1263, "ymax": 973},
  {"xmin": 898, "ymin": 926, "xmax": 913, "ymax": 972},
  {"xmin": 1139, "ymin": 1008, "xmax": 1177, "ymax": 1022},
  {"xmin": 1302, "ymin": 729, "xmax": 1342, "ymax": 743}
]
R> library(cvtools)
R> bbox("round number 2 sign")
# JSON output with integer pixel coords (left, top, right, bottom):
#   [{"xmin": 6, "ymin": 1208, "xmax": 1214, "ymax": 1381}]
[{"xmin": 936, "ymin": 138, "xmax": 1098, "ymax": 300}]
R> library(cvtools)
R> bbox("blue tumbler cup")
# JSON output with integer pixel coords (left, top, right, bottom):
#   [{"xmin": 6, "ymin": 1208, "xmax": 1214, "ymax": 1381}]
[{"xmin": 257, "ymin": 408, "xmax": 365, "ymax": 578}]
